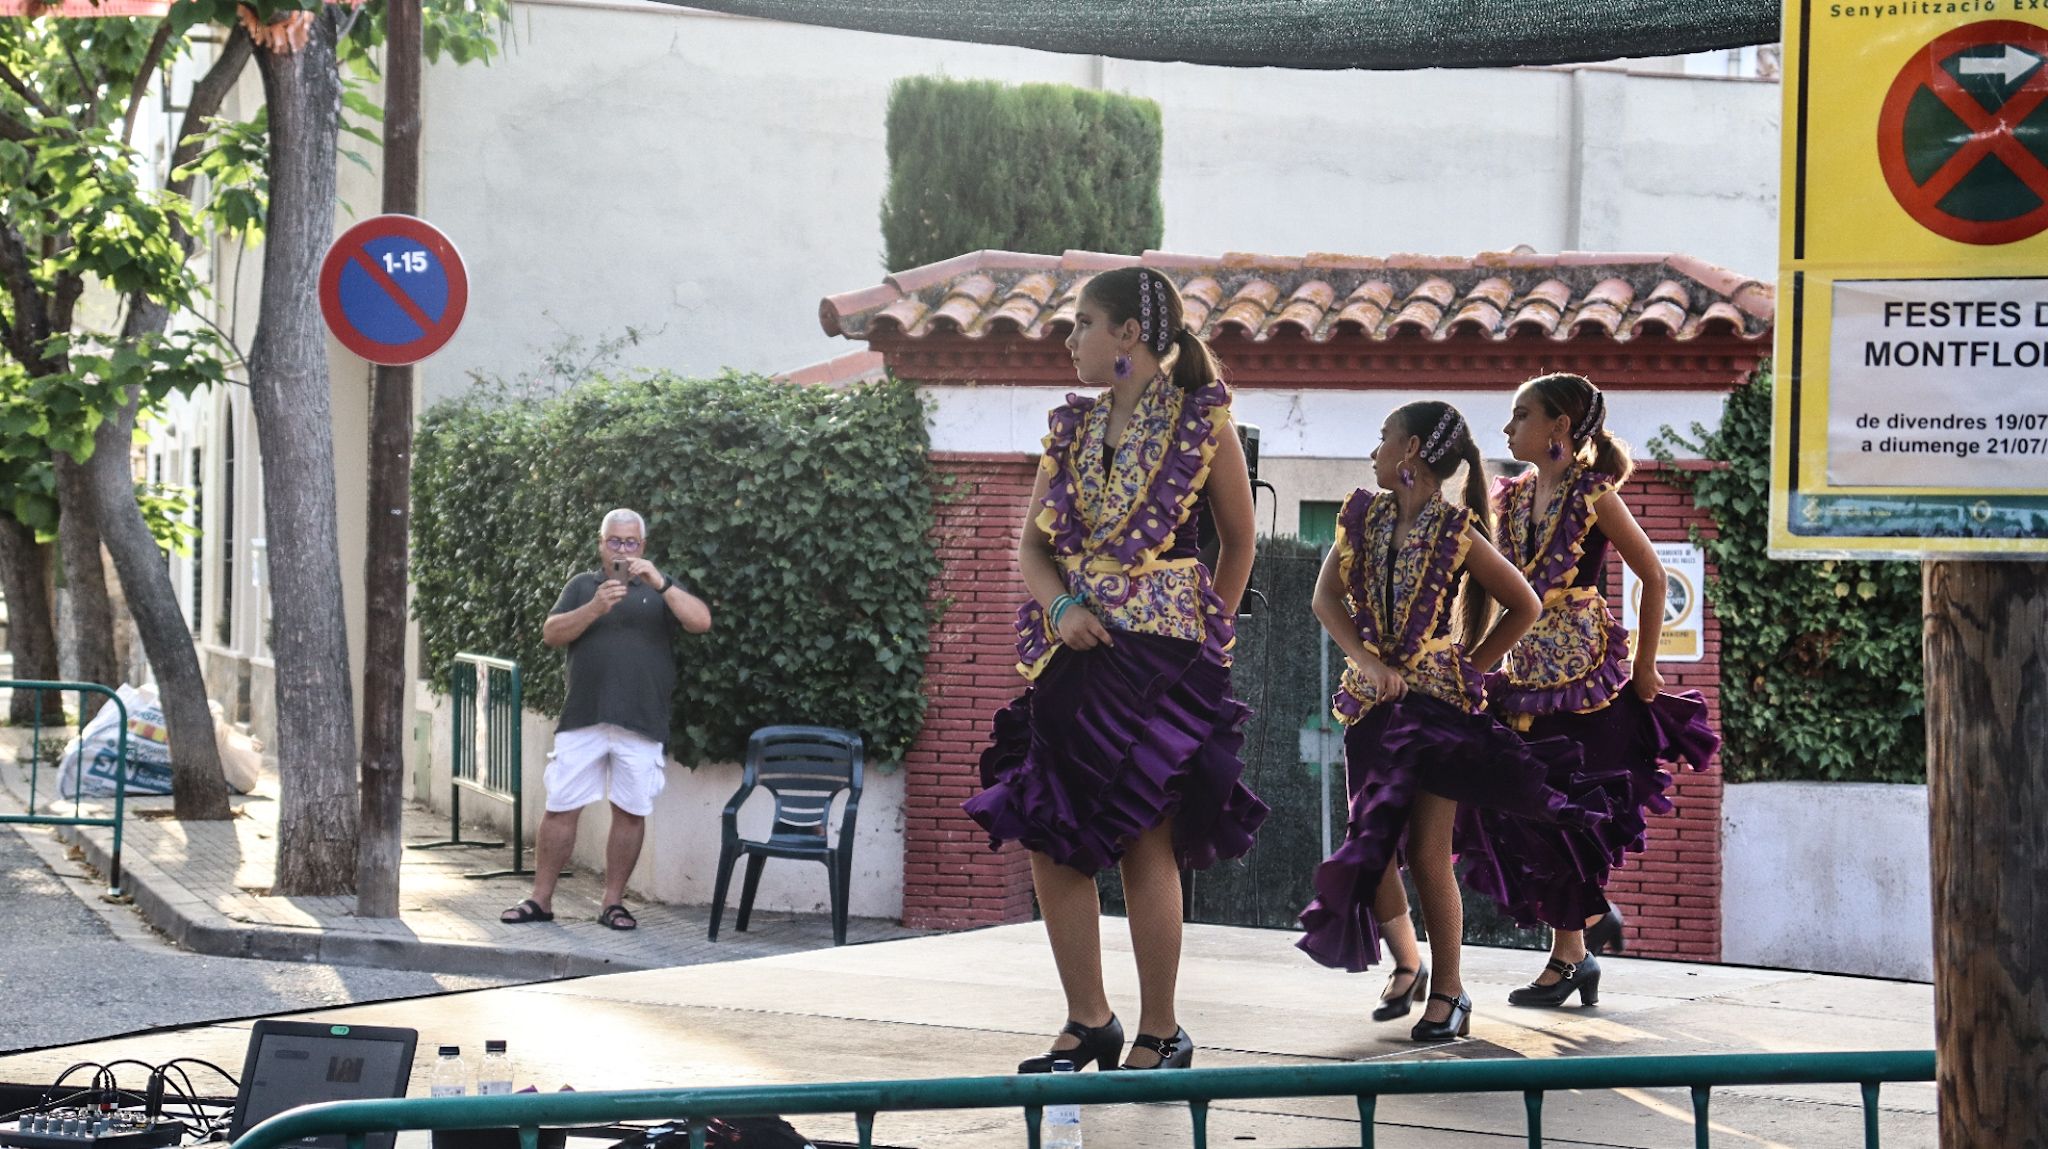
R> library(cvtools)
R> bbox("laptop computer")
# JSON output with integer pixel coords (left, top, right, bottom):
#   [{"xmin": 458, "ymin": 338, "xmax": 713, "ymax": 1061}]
[{"xmin": 225, "ymin": 1021, "xmax": 418, "ymax": 1149}]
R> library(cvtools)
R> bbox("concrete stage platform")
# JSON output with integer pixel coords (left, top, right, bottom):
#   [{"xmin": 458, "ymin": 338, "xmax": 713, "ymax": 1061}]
[{"xmin": 0, "ymin": 923, "xmax": 1937, "ymax": 1147}]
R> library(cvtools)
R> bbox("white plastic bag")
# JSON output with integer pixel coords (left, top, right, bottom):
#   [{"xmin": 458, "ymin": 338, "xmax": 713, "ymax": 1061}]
[
  {"xmin": 210, "ymin": 700, "xmax": 262, "ymax": 795},
  {"xmin": 57, "ymin": 683, "xmax": 174, "ymax": 799}
]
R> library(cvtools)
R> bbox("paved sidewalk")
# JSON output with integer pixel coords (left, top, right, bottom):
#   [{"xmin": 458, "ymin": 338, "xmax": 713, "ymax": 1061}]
[
  {"xmin": 0, "ymin": 923, "xmax": 1938, "ymax": 1147},
  {"xmin": 0, "ymin": 732, "xmax": 918, "ymax": 981}
]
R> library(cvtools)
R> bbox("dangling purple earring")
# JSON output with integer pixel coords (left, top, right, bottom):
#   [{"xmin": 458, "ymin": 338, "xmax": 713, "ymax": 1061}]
[
  {"xmin": 1398, "ymin": 465, "xmax": 1415, "ymax": 487},
  {"xmin": 1114, "ymin": 354, "xmax": 1132, "ymax": 379},
  {"xmin": 1548, "ymin": 440, "xmax": 1565, "ymax": 461}
]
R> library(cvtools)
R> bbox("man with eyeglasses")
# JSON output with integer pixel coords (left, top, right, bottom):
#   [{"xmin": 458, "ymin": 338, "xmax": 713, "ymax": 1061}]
[{"xmin": 502, "ymin": 508, "xmax": 712, "ymax": 931}]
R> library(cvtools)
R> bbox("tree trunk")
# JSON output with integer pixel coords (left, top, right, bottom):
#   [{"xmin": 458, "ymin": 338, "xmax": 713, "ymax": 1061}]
[
  {"xmin": 53, "ymin": 454, "xmax": 118, "ymax": 721},
  {"xmin": 0, "ymin": 516, "xmax": 59, "ymax": 723},
  {"xmin": 250, "ymin": 17, "xmax": 360, "ymax": 896},
  {"xmin": 357, "ymin": 0, "xmax": 423, "ymax": 919},
  {"xmin": 84, "ymin": 383, "xmax": 232, "ymax": 820},
  {"xmin": 1925, "ymin": 560, "xmax": 2048, "ymax": 1149}
]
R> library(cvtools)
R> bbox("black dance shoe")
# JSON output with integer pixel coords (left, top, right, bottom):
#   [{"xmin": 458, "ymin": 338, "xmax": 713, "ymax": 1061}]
[
  {"xmin": 1507, "ymin": 955, "xmax": 1602, "ymax": 1008},
  {"xmin": 1586, "ymin": 905, "xmax": 1627, "ymax": 955},
  {"xmin": 1018, "ymin": 1016, "xmax": 1124, "ymax": 1073},
  {"xmin": 1120, "ymin": 1027, "xmax": 1194, "ymax": 1070},
  {"xmin": 1409, "ymin": 992, "xmax": 1473, "ymax": 1042},
  {"xmin": 1371, "ymin": 965, "xmax": 1430, "ymax": 1022}
]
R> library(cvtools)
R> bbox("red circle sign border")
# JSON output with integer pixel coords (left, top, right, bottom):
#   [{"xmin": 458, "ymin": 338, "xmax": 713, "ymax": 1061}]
[
  {"xmin": 317, "ymin": 214, "xmax": 470, "ymax": 366},
  {"xmin": 1877, "ymin": 20, "xmax": 2048, "ymax": 246}
]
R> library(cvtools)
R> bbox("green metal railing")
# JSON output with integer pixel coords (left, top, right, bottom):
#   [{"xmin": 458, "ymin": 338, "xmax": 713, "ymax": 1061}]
[
  {"xmin": 230, "ymin": 1050, "xmax": 1934, "ymax": 1149},
  {"xmin": 0, "ymin": 680, "xmax": 130, "ymax": 895},
  {"xmin": 411, "ymin": 653, "xmax": 533, "ymax": 878}
]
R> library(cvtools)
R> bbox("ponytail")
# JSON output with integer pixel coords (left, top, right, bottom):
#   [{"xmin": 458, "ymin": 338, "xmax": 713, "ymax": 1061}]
[
  {"xmin": 1453, "ymin": 436, "xmax": 1495, "ymax": 646},
  {"xmin": 1170, "ymin": 326, "xmax": 1223, "ymax": 394},
  {"xmin": 1586, "ymin": 429, "xmax": 1634, "ymax": 486}
]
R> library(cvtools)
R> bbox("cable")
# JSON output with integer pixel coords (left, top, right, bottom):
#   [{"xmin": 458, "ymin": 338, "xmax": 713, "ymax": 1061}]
[{"xmin": 153, "ymin": 1062, "xmax": 237, "ymax": 1090}]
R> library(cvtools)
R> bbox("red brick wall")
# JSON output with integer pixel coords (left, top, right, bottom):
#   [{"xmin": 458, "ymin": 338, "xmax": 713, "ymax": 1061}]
[
  {"xmin": 900, "ymin": 453, "xmax": 1040, "ymax": 929},
  {"xmin": 1597, "ymin": 460, "xmax": 1724, "ymax": 962}
]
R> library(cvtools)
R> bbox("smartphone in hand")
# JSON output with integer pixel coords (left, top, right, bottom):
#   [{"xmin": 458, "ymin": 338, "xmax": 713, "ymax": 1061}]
[{"xmin": 607, "ymin": 558, "xmax": 633, "ymax": 584}]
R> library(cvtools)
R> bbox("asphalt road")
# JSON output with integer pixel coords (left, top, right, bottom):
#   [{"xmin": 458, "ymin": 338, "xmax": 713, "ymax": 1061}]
[{"xmin": 0, "ymin": 825, "xmax": 517, "ymax": 1054}]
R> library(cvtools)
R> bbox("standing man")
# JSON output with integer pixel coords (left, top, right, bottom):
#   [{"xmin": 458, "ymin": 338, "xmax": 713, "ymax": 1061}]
[{"xmin": 502, "ymin": 509, "xmax": 712, "ymax": 930}]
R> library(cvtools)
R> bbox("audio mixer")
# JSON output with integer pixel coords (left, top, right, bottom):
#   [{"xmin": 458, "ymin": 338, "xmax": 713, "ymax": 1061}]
[{"xmin": 0, "ymin": 1111, "xmax": 185, "ymax": 1149}]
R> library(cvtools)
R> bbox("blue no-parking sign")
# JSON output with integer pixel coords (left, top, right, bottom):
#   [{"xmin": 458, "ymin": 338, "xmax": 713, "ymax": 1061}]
[{"xmin": 318, "ymin": 214, "xmax": 469, "ymax": 366}]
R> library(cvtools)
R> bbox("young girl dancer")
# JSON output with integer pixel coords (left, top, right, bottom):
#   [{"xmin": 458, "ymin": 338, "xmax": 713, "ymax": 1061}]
[
  {"xmin": 1297, "ymin": 401, "xmax": 1611, "ymax": 1042},
  {"xmin": 1487, "ymin": 373, "xmax": 1719, "ymax": 1007},
  {"xmin": 965, "ymin": 267, "xmax": 1268, "ymax": 1072}
]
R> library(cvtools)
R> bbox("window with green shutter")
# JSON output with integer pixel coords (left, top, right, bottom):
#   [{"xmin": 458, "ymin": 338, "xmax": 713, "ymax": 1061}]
[{"xmin": 1296, "ymin": 500, "xmax": 1342, "ymax": 545}]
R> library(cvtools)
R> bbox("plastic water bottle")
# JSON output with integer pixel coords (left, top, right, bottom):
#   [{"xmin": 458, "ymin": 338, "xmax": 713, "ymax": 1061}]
[
  {"xmin": 429, "ymin": 1046, "xmax": 466, "ymax": 1098},
  {"xmin": 477, "ymin": 1041, "xmax": 514, "ymax": 1096},
  {"xmin": 1044, "ymin": 1060, "xmax": 1081, "ymax": 1149}
]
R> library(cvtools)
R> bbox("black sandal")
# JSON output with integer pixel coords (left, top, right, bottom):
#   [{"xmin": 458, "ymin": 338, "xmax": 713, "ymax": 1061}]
[
  {"xmin": 598, "ymin": 903, "xmax": 638, "ymax": 931},
  {"xmin": 501, "ymin": 899, "xmax": 554, "ymax": 924}
]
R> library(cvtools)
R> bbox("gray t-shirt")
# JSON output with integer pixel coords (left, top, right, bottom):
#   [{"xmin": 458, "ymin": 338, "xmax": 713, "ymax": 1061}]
[{"xmin": 551, "ymin": 571, "xmax": 683, "ymax": 744}]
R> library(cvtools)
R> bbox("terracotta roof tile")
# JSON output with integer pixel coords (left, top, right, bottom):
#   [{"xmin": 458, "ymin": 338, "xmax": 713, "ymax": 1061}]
[{"xmin": 820, "ymin": 248, "xmax": 1774, "ymax": 346}]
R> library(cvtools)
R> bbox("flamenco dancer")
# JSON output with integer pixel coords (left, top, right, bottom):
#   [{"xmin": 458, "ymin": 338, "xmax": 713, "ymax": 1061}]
[
  {"xmin": 1484, "ymin": 372, "xmax": 1719, "ymax": 1008},
  {"xmin": 1296, "ymin": 401, "xmax": 1624, "ymax": 1042},
  {"xmin": 965, "ymin": 267, "xmax": 1268, "ymax": 1072}
]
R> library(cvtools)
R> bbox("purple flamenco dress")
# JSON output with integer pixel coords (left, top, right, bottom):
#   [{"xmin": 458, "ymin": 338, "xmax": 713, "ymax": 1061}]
[
  {"xmin": 1297, "ymin": 489, "xmax": 1628, "ymax": 974},
  {"xmin": 964, "ymin": 371, "xmax": 1268, "ymax": 876},
  {"xmin": 1464, "ymin": 467, "xmax": 1720, "ymax": 928}
]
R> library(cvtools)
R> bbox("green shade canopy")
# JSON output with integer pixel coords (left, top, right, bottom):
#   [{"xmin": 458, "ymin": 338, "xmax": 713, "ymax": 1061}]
[{"xmin": 658, "ymin": 0, "xmax": 1780, "ymax": 70}]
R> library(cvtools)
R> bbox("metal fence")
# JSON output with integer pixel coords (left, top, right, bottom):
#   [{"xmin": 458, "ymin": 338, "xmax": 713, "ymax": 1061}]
[
  {"xmin": 410, "ymin": 653, "xmax": 532, "ymax": 878},
  {"xmin": 229, "ymin": 1050, "xmax": 1933, "ymax": 1149},
  {"xmin": 0, "ymin": 680, "xmax": 130, "ymax": 894}
]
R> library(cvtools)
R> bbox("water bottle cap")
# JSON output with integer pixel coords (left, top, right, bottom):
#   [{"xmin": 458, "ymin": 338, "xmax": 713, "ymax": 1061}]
[
  {"xmin": 484, "ymin": 1040, "xmax": 507, "ymax": 1054},
  {"xmin": 1049, "ymin": 1059, "xmax": 1077, "ymax": 1072},
  {"xmin": 438, "ymin": 1046, "xmax": 461, "ymax": 1057}
]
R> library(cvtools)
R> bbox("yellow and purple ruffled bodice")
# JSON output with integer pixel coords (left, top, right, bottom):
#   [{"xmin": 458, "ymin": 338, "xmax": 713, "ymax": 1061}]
[
  {"xmin": 1013, "ymin": 369, "xmax": 1236, "ymax": 679},
  {"xmin": 1488, "ymin": 467, "xmax": 1634, "ymax": 725},
  {"xmin": 1329, "ymin": 489, "xmax": 1485, "ymax": 723}
]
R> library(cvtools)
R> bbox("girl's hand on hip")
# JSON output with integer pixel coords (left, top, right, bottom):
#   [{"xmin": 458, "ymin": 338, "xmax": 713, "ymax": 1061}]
[{"xmin": 1057, "ymin": 606, "xmax": 1115, "ymax": 651}]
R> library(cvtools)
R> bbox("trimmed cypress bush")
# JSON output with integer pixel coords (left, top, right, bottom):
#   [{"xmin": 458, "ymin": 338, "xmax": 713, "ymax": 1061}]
[{"xmin": 881, "ymin": 76, "xmax": 1164, "ymax": 272}]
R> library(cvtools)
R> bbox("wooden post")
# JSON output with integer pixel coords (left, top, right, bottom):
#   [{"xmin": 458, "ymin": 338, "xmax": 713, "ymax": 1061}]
[
  {"xmin": 357, "ymin": 0, "xmax": 422, "ymax": 918},
  {"xmin": 1924, "ymin": 559, "xmax": 2048, "ymax": 1148}
]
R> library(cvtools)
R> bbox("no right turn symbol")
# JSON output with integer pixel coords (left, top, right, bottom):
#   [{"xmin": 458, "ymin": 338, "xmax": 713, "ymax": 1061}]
[{"xmin": 1879, "ymin": 20, "xmax": 2048, "ymax": 245}]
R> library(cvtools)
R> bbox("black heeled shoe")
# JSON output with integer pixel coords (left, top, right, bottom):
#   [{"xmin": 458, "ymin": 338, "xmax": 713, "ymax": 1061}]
[
  {"xmin": 1507, "ymin": 955, "xmax": 1602, "ymax": 1008},
  {"xmin": 1018, "ymin": 1016, "xmax": 1124, "ymax": 1073},
  {"xmin": 1371, "ymin": 965, "xmax": 1430, "ymax": 1022},
  {"xmin": 1409, "ymin": 992, "xmax": 1472, "ymax": 1043},
  {"xmin": 1586, "ymin": 905, "xmax": 1627, "ymax": 955},
  {"xmin": 1120, "ymin": 1027, "xmax": 1194, "ymax": 1070}
]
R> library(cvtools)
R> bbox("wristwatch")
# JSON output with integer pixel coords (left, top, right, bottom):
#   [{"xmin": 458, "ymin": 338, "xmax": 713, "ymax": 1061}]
[{"xmin": 658, "ymin": 575, "xmax": 677, "ymax": 594}]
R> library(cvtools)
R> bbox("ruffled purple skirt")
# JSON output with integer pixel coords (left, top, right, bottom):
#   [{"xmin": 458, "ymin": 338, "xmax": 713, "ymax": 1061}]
[
  {"xmin": 1296, "ymin": 693, "xmax": 1614, "ymax": 973},
  {"xmin": 1458, "ymin": 688, "xmax": 1720, "ymax": 927},
  {"xmin": 964, "ymin": 631, "xmax": 1268, "ymax": 876}
]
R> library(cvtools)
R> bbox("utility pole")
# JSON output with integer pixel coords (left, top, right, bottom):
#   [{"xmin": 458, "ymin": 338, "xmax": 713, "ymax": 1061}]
[
  {"xmin": 1924, "ymin": 560, "xmax": 2048, "ymax": 1146},
  {"xmin": 357, "ymin": 0, "xmax": 422, "ymax": 918}
]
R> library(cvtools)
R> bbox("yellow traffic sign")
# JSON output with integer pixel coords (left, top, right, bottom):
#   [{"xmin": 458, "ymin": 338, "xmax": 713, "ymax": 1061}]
[{"xmin": 1776, "ymin": 7, "xmax": 2048, "ymax": 556}]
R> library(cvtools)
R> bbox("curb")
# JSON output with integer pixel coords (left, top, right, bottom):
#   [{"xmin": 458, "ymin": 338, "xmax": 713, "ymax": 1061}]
[{"xmin": 54, "ymin": 824, "xmax": 646, "ymax": 981}]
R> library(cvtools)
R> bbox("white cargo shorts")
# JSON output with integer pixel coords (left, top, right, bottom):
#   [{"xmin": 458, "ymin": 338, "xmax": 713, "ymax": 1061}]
[{"xmin": 543, "ymin": 723, "xmax": 667, "ymax": 816}]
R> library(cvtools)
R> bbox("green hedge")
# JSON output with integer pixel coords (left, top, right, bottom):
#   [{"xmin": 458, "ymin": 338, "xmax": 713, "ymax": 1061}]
[
  {"xmin": 880, "ymin": 76, "xmax": 1163, "ymax": 272},
  {"xmin": 1651, "ymin": 366, "xmax": 1925, "ymax": 783},
  {"xmin": 413, "ymin": 371, "xmax": 942, "ymax": 767}
]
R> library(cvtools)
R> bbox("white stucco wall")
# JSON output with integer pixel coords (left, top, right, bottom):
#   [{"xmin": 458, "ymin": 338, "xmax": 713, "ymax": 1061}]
[
  {"xmin": 415, "ymin": 689, "xmax": 905, "ymax": 920},
  {"xmin": 1721, "ymin": 782, "xmax": 1933, "ymax": 982},
  {"xmin": 416, "ymin": 1, "xmax": 1779, "ymax": 399},
  {"xmin": 923, "ymin": 385, "xmax": 1728, "ymax": 461}
]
